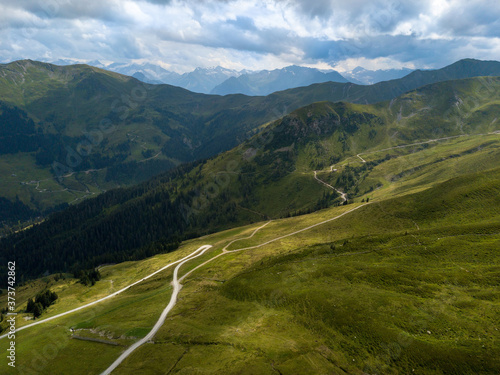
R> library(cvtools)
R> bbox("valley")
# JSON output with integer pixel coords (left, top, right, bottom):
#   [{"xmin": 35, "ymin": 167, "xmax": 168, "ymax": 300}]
[
  {"xmin": 2, "ymin": 2, "xmax": 500, "ymax": 374},
  {"xmin": 1, "ymin": 59, "xmax": 500, "ymax": 230},
  {"xmin": 1, "ymin": 131, "xmax": 499, "ymax": 374},
  {"xmin": 3, "ymin": 74, "xmax": 499, "ymax": 284}
]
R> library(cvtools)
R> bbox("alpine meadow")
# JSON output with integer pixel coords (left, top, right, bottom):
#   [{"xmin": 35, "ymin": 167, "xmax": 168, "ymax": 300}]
[{"xmin": 0, "ymin": 1, "xmax": 499, "ymax": 374}]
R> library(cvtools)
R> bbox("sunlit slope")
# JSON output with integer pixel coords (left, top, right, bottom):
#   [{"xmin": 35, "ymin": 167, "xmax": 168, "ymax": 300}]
[
  {"xmin": 2, "ymin": 164, "xmax": 499, "ymax": 374},
  {"xmin": 172, "ymin": 76, "xmax": 500, "ymax": 218},
  {"xmin": 1, "ymin": 59, "xmax": 500, "ymax": 221},
  {"xmin": 2, "ymin": 76, "xmax": 500, "ymax": 282}
]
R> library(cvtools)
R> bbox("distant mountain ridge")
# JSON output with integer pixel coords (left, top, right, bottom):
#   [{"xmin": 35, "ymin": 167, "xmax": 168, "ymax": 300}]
[
  {"xmin": 3, "ymin": 74, "xmax": 500, "ymax": 281},
  {"xmin": 173, "ymin": 66, "xmax": 245, "ymax": 94},
  {"xmin": 90, "ymin": 62, "xmax": 245, "ymax": 93},
  {"xmin": 1, "ymin": 57, "xmax": 499, "ymax": 226},
  {"xmin": 86, "ymin": 59, "xmax": 499, "ymax": 96},
  {"xmin": 30, "ymin": 58, "xmax": 500, "ymax": 97},
  {"xmin": 34, "ymin": 59, "xmax": 244, "ymax": 93},
  {"xmin": 44, "ymin": 59, "xmax": 351, "ymax": 94},
  {"xmin": 342, "ymin": 66, "xmax": 414, "ymax": 85},
  {"xmin": 284, "ymin": 58, "xmax": 500, "ymax": 105},
  {"xmin": 108, "ymin": 62, "xmax": 180, "ymax": 85},
  {"xmin": 210, "ymin": 65, "xmax": 349, "ymax": 95},
  {"xmin": 104, "ymin": 63, "xmax": 351, "ymax": 95}
]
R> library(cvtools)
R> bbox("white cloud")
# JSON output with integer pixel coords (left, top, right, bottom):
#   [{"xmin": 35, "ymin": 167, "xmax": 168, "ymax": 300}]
[{"xmin": 0, "ymin": 0, "xmax": 498, "ymax": 72}]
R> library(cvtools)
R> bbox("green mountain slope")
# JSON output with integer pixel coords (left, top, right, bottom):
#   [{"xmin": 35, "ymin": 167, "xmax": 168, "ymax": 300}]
[
  {"xmin": 0, "ymin": 60, "xmax": 286, "ymax": 224},
  {"xmin": 262, "ymin": 58, "xmax": 500, "ymax": 106},
  {"xmin": 2, "ymin": 163, "xmax": 499, "ymax": 374},
  {"xmin": 0, "ymin": 58, "xmax": 499, "ymax": 226},
  {"xmin": 2, "ymin": 76, "xmax": 499, "ymax": 282}
]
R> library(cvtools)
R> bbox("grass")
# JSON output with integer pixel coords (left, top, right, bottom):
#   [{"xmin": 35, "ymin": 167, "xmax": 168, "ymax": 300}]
[
  {"xmin": 219, "ymin": 230, "xmax": 500, "ymax": 374},
  {"xmin": 142, "ymin": 169, "xmax": 500, "ymax": 374},
  {"xmin": 3, "ymin": 74, "xmax": 500, "ymax": 226},
  {"xmin": 3, "ymin": 206, "xmax": 499, "ymax": 373},
  {"xmin": 1, "ymin": 128, "xmax": 500, "ymax": 373},
  {"xmin": 313, "ymin": 133, "xmax": 500, "ymax": 203}
]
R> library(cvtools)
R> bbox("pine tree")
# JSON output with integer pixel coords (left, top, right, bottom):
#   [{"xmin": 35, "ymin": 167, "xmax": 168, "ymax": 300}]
[
  {"xmin": 33, "ymin": 303, "xmax": 43, "ymax": 318},
  {"xmin": 26, "ymin": 298, "xmax": 35, "ymax": 313}
]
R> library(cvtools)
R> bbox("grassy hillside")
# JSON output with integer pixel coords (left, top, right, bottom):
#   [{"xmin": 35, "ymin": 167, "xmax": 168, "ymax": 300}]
[
  {"xmin": 0, "ymin": 59, "xmax": 499, "ymax": 226},
  {"xmin": 2, "ymin": 161, "xmax": 498, "ymax": 374},
  {"xmin": 0, "ymin": 60, "xmax": 274, "ymax": 223},
  {"xmin": 2, "ymin": 76, "xmax": 500, "ymax": 281}
]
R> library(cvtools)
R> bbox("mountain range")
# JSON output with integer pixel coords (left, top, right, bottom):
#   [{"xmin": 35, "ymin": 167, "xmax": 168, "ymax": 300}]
[
  {"xmin": 1, "ymin": 58, "xmax": 500, "ymax": 230},
  {"xmin": 1, "ymin": 57, "xmax": 500, "ymax": 374},
  {"xmin": 47, "ymin": 59, "xmax": 247, "ymax": 93},
  {"xmin": 109, "ymin": 63, "xmax": 246, "ymax": 93},
  {"xmin": 341, "ymin": 66, "xmax": 415, "ymax": 85},
  {"xmin": 210, "ymin": 65, "xmax": 349, "ymax": 95},
  {"xmin": 46, "ymin": 58, "xmax": 418, "ymax": 93},
  {"xmin": 96, "ymin": 62, "xmax": 417, "ymax": 93},
  {"xmin": 3, "ymin": 71, "xmax": 500, "ymax": 280}
]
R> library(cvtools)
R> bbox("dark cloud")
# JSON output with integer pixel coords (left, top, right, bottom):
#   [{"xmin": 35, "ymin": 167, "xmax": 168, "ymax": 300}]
[
  {"xmin": 139, "ymin": 0, "xmax": 172, "ymax": 4},
  {"xmin": 143, "ymin": 0, "xmax": 235, "ymax": 4},
  {"xmin": 0, "ymin": 0, "xmax": 498, "ymax": 71},
  {"xmin": 287, "ymin": 0, "xmax": 430, "ymax": 32},
  {"xmin": 288, "ymin": 0, "xmax": 336, "ymax": 20},
  {"xmin": 0, "ymin": 0, "xmax": 127, "ymax": 23},
  {"xmin": 156, "ymin": 22, "xmax": 292, "ymax": 56},
  {"xmin": 437, "ymin": 1, "xmax": 500, "ymax": 37}
]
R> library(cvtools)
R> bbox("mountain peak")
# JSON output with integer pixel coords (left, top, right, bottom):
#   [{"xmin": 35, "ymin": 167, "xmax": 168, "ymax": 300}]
[
  {"xmin": 211, "ymin": 65, "xmax": 348, "ymax": 96},
  {"xmin": 352, "ymin": 66, "xmax": 366, "ymax": 74}
]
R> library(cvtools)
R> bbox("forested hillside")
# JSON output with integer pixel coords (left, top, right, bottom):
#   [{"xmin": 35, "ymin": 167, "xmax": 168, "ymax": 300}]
[
  {"xmin": 1, "ymin": 58, "xmax": 500, "ymax": 225},
  {"xmin": 2, "ymin": 75, "xmax": 499, "ymax": 283}
]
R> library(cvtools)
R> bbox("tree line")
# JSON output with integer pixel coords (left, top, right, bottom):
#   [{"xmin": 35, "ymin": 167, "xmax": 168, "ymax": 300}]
[{"xmin": 26, "ymin": 290, "xmax": 58, "ymax": 318}]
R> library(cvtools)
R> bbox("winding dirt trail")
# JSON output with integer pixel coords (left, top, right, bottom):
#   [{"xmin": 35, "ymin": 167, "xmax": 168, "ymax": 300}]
[
  {"xmin": 0, "ymin": 245, "xmax": 212, "ymax": 340},
  {"xmin": 347, "ymin": 133, "xmax": 495, "ymax": 167},
  {"xmin": 314, "ymin": 170, "xmax": 347, "ymax": 203},
  {"xmin": 100, "ymin": 245, "xmax": 212, "ymax": 375},
  {"xmin": 100, "ymin": 203, "xmax": 368, "ymax": 374},
  {"xmin": 1, "ymin": 201, "xmax": 369, "ymax": 374},
  {"xmin": 318, "ymin": 133, "xmax": 500, "ymax": 203},
  {"xmin": 357, "ymin": 154, "xmax": 366, "ymax": 163}
]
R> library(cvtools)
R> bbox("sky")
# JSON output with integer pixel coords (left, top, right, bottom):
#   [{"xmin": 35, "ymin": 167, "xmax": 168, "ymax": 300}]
[{"xmin": 1, "ymin": 0, "xmax": 499, "ymax": 73}]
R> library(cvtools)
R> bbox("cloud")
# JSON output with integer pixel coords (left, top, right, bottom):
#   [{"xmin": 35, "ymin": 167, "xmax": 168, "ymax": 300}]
[
  {"xmin": 285, "ymin": 0, "xmax": 430, "ymax": 32},
  {"xmin": 226, "ymin": 16, "xmax": 258, "ymax": 31},
  {"xmin": 0, "ymin": 0, "xmax": 498, "ymax": 72},
  {"xmin": 0, "ymin": 0, "xmax": 124, "ymax": 22},
  {"xmin": 436, "ymin": 1, "xmax": 500, "ymax": 37}
]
